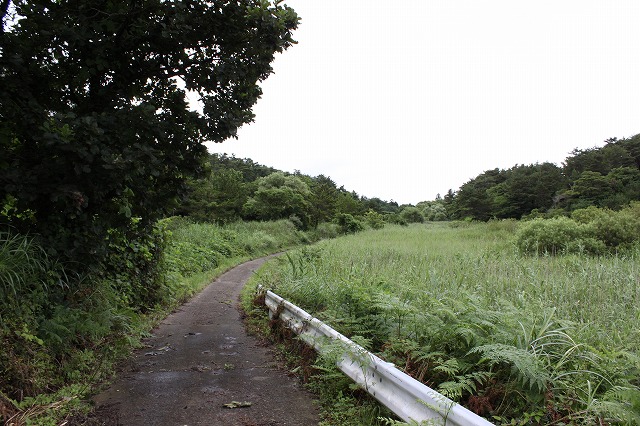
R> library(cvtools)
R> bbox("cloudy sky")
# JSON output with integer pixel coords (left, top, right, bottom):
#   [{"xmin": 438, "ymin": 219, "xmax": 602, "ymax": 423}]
[{"xmin": 207, "ymin": 0, "xmax": 640, "ymax": 205}]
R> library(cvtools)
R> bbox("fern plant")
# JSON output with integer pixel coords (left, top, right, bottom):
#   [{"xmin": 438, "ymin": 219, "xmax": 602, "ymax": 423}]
[{"xmin": 469, "ymin": 344, "xmax": 550, "ymax": 394}]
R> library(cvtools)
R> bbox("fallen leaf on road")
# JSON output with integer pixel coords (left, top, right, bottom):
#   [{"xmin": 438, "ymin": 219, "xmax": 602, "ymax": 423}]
[{"xmin": 222, "ymin": 401, "xmax": 252, "ymax": 409}]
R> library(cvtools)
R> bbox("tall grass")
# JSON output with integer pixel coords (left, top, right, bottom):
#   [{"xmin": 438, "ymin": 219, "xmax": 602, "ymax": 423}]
[
  {"xmin": 254, "ymin": 222, "xmax": 640, "ymax": 425},
  {"xmin": 0, "ymin": 230, "xmax": 48, "ymax": 310}
]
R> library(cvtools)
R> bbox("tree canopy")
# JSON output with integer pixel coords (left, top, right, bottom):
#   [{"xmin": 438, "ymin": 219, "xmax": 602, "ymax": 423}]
[
  {"xmin": 242, "ymin": 172, "xmax": 312, "ymax": 227},
  {"xmin": 445, "ymin": 136, "xmax": 640, "ymax": 221},
  {"xmin": 0, "ymin": 0, "xmax": 298, "ymax": 265}
]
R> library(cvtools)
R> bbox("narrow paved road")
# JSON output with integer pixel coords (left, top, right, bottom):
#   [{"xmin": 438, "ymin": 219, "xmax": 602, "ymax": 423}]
[{"xmin": 93, "ymin": 256, "xmax": 319, "ymax": 425}]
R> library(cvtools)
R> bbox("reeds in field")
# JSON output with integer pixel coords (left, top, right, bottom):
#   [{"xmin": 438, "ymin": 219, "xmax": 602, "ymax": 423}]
[{"xmin": 259, "ymin": 222, "xmax": 640, "ymax": 425}]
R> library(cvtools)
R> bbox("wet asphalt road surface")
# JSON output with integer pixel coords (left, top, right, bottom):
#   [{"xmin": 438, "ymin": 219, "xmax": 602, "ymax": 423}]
[{"xmin": 93, "ymin": 256, "xmax": 319, "ymax": 425}]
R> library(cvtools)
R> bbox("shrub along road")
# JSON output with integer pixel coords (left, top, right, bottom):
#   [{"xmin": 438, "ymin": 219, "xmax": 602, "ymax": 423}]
[{"xmin": 92, "ymin": 256, "xmax": 319, "ymax": 425}]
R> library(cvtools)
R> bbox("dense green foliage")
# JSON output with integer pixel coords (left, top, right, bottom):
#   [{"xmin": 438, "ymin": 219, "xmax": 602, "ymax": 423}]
[
  {"xmin": 1, "ymin": 225, "xmax": 167, "ymax": 420},
  {"xmin": 0, "ymin": 218, "xmax": 313, "ymax": 423},
  {"xmin": 450, "ymin": 163, "xmax": 566, "ymax": 221},
  {"xmin": 243, "ymin": 172, "xmax": 313, "ymax": 228},
  {"xmin": 178, "ymin": 153, "xmax": 401, "ymax": 227},
  {"xmin": 516, "ymin": 203, "xmax": 640, "ymax": 255},
  {"xmin": 185, "ymin": 133, "xmax": 640, "ymax": 230},
  {"xmin": 446, "ymin": 135, "xmax": 640, "ymax": 220},
  {"xmin": 1, "ymin": 0, "xmax": 298, "ymax": 267},
  {"xmin": 249, "ymin": 223, "xmax": 640, "ymax": 425}
]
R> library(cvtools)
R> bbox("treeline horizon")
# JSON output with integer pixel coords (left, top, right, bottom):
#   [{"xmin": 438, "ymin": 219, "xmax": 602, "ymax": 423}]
[
  {"xmin": 175, "ymin": 153, "xmax": 403, "ymax": 228},
  {"xmin": 446, "ymin": 134, "xmax": 640, "ymax": 221},
  {"xmin": 181, "ymin": 133, "xmax": 640, "ymax": 226}
]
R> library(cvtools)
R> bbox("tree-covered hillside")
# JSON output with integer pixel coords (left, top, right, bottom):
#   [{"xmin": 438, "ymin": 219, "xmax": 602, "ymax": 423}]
[
  {"xmin": 177, "ymin": 134, "xmax": 640, "ymax": 227},
  {"xmin": 445, "ymin": 135, "xmax": 640, "ymax": 221},
  {"xmin": 176, "ymin": 153, "xmax": 401, "ymax": 228}
]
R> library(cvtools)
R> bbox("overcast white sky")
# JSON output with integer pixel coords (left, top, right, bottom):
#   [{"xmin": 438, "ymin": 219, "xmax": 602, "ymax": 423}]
[{"xmin": 207, "ymin": 0, "xmax": 640, "ymax": 205}]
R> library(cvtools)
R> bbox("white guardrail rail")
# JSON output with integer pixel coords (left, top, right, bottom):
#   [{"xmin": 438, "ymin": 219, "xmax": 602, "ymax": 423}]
[{"xmin": 263, "ymin": 289, "xmax": 495, "ymax": 426}]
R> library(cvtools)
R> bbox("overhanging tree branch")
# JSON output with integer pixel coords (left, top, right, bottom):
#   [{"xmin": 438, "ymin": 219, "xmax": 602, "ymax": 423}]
[{"xmin": 0, "ymin": 0, "xmax": 299, "ymax": 267}]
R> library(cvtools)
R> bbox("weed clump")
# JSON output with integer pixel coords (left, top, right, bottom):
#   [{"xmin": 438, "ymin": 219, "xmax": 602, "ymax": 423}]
[{"xmin": 516, "ymin": 203, "xmax": 640, "ymax": 255}]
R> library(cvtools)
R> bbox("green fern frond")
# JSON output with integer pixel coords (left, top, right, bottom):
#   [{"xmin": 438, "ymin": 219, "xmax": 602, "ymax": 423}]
[
  {"xmin": 433, "ymin": 358, "xmax": 460, "ymax": 378},
  {"xmin": 469, "ymin": 343, "xmax": 550, "ymax": 393},
  {"xmin": 466, "ymin": 370, "xmax": 494, "ymax": 387},
  {"xmin": 452, "ymin": 325, "xmax": 482, "ymax": 346},
  {"xmin": 595, "ymin": 385, "xmax": 640, "ymax": 424},
  {"xmin": 413, "ymin": 350, "xmax": 447, "ymax": 363},
  {"xmin": 378, "ymin": 417, "xmax": 439, "ymax": 426},
  {"xmin": 437, "ymin": 380, "xmax": 466, "ymax": 400},
  {"xmin": 436, "ymin": 370, "xmax": 493, "ymax": 401}
]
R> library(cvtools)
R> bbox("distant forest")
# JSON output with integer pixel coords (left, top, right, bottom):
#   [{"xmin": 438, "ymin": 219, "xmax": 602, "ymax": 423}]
[{"xmin": 180, "ymin": 133, "xmax": 640, "ymax": 225}]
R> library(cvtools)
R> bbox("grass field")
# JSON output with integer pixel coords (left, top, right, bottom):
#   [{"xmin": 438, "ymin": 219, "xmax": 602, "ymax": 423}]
[{"xmin": 252, "ymin": 222, "xmax": 640, "ymax": 425}]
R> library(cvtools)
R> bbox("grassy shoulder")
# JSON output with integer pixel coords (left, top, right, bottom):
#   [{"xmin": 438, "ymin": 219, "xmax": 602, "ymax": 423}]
[
  {"xmin": 243, "ymin": 222, "xmax": 640, "ymax": 425},
  {"xmin": 0, "ymin": 218, "xmax": 318, "ymax": 425},
  {"xmin": 240, "ymin": 256, "xmax": 397, "ymax": 426}
]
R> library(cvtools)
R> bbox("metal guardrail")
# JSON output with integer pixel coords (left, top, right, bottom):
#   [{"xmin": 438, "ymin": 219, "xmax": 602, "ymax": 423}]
[{"xmin": 263, "ymin": 289, "xmax": 494, "ymax": 426}]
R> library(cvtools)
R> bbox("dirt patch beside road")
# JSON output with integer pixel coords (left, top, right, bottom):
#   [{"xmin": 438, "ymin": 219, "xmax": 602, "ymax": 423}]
[{"xmin": 91, "ymin": 256, "xmax": 319, "ymax": 426}]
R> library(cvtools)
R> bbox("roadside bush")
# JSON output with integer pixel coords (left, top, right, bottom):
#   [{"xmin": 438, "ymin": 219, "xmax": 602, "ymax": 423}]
[
  {"xmin": 334, "ymin": 213, "xmax": 364, "ymax": 234},
  {"xmin": 519, "ymin": 205, "xmax": 640, "ymax": 256},
  {"xmin": 164, "ymin": 241, "xmax": 220, "ymax": 277},
  {"xmin": 103, "ymin": 218, "xmax": 169, "ymax": 311},
  {"xmin": 1, "ymin": 230, "xmax": 52, "ymax": 398},
  {"xmin": 516, "ymin": 217, "xmax": 586, "ymax": 255},
  {"xmin": 399, "ymin": 206, "xmax": 424, "ymax": 223},
  {"xmin": 384, "ymin": 213, "xmax": 408, "ymax": 226},
  {"xmin": 308, "ymin": 222, "xmax": 341, "ymax": 240},
  {"xmin": 0, "ymin": 230, "xmax": 49, "ymax": 320},
  {"xmin": 164, "ymin": 221, "xmax": 246, "ymax": 280},
  {"xmin": 225, "ymin": 219, "xmax": 305, "ymax": 250},
  {"xmin": 587, "ymin": 207, "xmax": 640, "ymax": 250},
  {"xmin": 0, "ymin": 230, "xmax": 123, "ymax": 401},
  {"xmin": 241, "ymin": 230, "xmax": 279, "ymax": 253},
  {"xmin": 163, "ymin": 219, "xmax": 312, "ymax": 283},
  {"xmin": 363, "ymin": 209, "xmax": 385, "ymax": 229},
  {"xmin": 571, "ymin": 206, "xmax": 608, "ymax": 224},
  {"xmin": 161, "ymin": 215, "xmax": 194, "ymax": 231}
]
